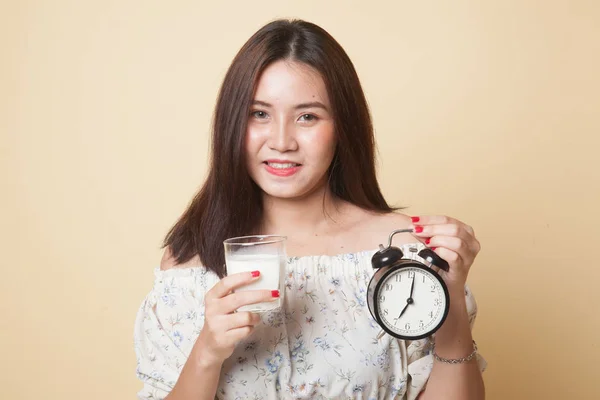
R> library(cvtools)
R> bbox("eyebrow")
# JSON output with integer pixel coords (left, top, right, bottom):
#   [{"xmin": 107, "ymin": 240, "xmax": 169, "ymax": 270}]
[{"xmin": 252, "ymin": 100, "xmax": 330, "ymax": 111}]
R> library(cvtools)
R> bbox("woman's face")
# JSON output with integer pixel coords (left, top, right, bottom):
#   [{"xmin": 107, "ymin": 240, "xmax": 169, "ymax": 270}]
[{"xmin": 245, "ymin": 60, "xmax": 336, "ymax": 200}]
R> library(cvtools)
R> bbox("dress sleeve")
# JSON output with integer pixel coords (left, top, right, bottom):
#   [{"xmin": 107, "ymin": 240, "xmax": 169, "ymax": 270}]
[
  {"xmin": 133, "ymin": 267, "xmax": 220, "ymax": 400},
  {"xmin": 403, "ymin": 285, "xmax": 487, "ymax": 400}
]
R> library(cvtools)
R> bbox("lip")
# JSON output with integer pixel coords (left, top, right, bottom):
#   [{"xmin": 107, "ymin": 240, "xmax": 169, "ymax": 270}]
[
  {"xmin": 264, "ymin": 159, "xmax": 301, "ymax": 164},
  {"xmin": 263, "ymin": 160, "xmax": 302, "ymax": 177}
]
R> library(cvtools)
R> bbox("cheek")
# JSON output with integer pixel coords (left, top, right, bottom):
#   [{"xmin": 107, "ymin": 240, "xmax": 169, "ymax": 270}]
[
  {"xmin": 245, "ymin": 127, "xmax": 265, "ymax": 156},
  {"xmin": 304, "ymin": 128, "xmax": 336, "ymax": 162}
]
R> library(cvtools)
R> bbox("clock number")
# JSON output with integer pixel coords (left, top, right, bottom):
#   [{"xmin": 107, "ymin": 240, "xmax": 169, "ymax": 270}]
[
  {"xmin": 405, "ymin": 323, "xmax": 411, "ymax": 330},
  {"xmin": 385, "ymin": 284, "xmax": 392, "ymax": 291},
  {"xmin": 380, "ymin": 296, "xmax": 386, "ymax": 302},
  {"xmin": 430, "ymin": 284, "xmax": 436, "ymax": 292},
  {"xmin": 419, "ymin": 320, "xmax": 424, "ymax": 328},
  {"xmin": 429, "ymin": 311, "xmax": 434, "ymax": 318},
  {"xmin": 395, "ymin": 274, "xmax": 402, "ymax": 282},
  {"xmin": 383, "ymin": 308, "xmax": 389, "ymax": 316},
  {"xmin": 422, "ymin": 275, "xmax": 426, "ymax": 283},
  {"xmin": 434, "ymin": 298, "xmax": 441, "ymax": 306},
  {"xmin": 408, "ymin": 271, "xmax": 415, "ymax": 279}
]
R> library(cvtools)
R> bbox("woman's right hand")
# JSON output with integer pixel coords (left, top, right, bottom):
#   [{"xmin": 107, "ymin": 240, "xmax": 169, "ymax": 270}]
[{"xmin": 195, "ymin": 271, "xmax": 279, "ymax": 367}]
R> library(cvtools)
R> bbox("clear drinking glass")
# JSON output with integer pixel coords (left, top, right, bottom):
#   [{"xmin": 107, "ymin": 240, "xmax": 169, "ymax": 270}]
[{"xmin": 223, "ymin": 235, "xmax": 287, "ymax": 312}]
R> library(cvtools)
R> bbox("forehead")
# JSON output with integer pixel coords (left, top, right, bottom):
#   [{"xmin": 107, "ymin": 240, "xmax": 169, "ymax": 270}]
[{"xmin": 253, "ymin": 60, "xmax": 330, "ymax": 105}]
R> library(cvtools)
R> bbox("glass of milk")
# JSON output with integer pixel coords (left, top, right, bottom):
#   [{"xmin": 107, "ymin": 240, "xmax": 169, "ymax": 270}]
[{"xmin": 223, "ymin": 235, "xmax": 286, "ymax": 312}]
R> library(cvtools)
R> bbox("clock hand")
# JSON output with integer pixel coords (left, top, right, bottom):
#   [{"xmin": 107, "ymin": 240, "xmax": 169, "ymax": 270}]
[
  {"xmin": 408, "ymin": 274, "xmax": 415, "ymax": 300},
  {"xmin": 395, "ymin": 298, "xmax": 414, "ymax": 323},
  {"xmin": 395, "ymin": 274, "xmax": 417, "ymax": 324},
  {"xmin": 397, "ymin": 301, "xmax": 409, "ymax": 320}
]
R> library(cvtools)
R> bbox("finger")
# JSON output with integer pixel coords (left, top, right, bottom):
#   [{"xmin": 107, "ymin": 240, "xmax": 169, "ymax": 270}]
[
  {"xmin": 412, "ymin": 223, "xmax": 471, "ymax": 241},
  {"xmin": 431, "ymin": 246, "xmax": 464, "ymax": 269},
  {"xmin": 219, "ymin": 311, "xmax": 262, "ymax": 331},
  {"xmin": 426, "ymin": 235, "xmax": 470, "ymax": 257},
  {"xmin": 225, "ymin": 325, "xmax": 255, "ymax": 344},
  {"xmin": 219, "ymin": 289, "xmax": 279, "ymax": 314},
  {"xmin": 427, "ymin": 232, "xmax": 481, "ymax": 256},
  {"xmin": 464, "ymin": 224, "xmax": 475, "ymax": 236},
  {"xmin": 207, "ymin": 271, "xmax": 261, "ymax": 300},
  {"xmin": 411, "ymin": 215, "xmax": 458, "ymax": 226}
]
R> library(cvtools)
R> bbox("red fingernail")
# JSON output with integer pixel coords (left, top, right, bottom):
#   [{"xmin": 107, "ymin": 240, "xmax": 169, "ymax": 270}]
[
  {"xmin": 271, "ymin": 290, "xmax": 280, "ymax": 298},
  {"xmin": 414, "ymin": 226, "xmax": 423, "ymax": 233},
  {"xmin": 431, "ymin": 247, "xmax": 437, "ymax": 251},
  {"xmin": 425, "ymin": 238, "xmax": 431, "ymax": 245},
  {"xmin": 411, "ymin": 216, "xmax": 420, "ymax": 223},
  {"xmin": 251, "ymin": 270, "xmax": 260, "ymax": 277}
]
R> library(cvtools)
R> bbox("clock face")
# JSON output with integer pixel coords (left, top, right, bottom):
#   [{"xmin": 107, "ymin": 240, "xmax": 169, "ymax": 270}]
[{"xmin": 375, "ymin": 265, "xmax": 449, "ymax": 339}]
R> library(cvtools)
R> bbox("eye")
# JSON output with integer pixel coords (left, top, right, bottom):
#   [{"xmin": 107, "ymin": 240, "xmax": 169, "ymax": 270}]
[
  {"xmin": 298, "ymin": 114, "xmax": 317, "ymax": 122},
  {"xmin": 251, "ymin": 110, "xmax": 268, "ymax": 119}
]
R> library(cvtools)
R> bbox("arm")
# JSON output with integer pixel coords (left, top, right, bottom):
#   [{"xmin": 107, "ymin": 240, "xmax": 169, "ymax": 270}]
[
  {"xmin": 164, "ymin": 348, "xmax": 222, "ymax": 400},
  {"xmin": 135, "ymin": 250, "xmax": 279, "ymax": 400},
  {"xmin": 411, "ymin": 216, "xmax": 485, "ymax": 400},
  {"xmin": 158, "ymin": 253, "xmax": 222, "ymax": 400},
  {"xmin": 163, "ymin": 272, "xmax": 278, "ymax": 400},
  {"xmin": 416, "ymin": 288, "xmax": 484, "ymax": 400}
]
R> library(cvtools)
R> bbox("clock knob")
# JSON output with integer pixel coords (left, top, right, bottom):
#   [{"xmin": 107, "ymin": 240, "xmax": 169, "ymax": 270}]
[
  {"xmin": 418, "ymin": 248, "xmax": 450, "ymax": 272},
  {"xmin": 371, "ymin": 246, "xmax": 404, "ymax": 269}
]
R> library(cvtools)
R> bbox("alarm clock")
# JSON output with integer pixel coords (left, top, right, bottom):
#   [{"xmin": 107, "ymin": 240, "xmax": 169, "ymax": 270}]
[{"xmin": 367, "ymin": 229, "xmax": 451, "ymax": 340}]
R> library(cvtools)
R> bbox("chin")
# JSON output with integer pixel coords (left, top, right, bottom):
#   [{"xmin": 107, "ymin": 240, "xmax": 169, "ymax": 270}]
[
  {"xmin": 256, "ymin": 178, "xmax": 328, "ymax": 201},
  {"xmin": 260, "ymin": 186, "xmax": 311, "ymax": 200},
  {"xmin": 251, "ymin": 169, "xmax": 330, "ymax": 201}
]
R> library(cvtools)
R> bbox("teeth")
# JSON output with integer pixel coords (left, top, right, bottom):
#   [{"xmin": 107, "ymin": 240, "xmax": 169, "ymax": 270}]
[{"xmin": 267, "ymin": 162, "xmax": 298, "ymax": 169}]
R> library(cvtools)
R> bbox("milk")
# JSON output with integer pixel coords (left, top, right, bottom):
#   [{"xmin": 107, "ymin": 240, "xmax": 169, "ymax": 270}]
[{"xmin": 226, "ymin": 254, "xmax": 285, "ymax": 312}]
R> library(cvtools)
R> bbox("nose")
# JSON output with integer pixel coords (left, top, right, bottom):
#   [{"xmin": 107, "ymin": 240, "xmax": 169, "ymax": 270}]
[{"xmin": 266, "ymin": 119, "xmax": 298, "ymax": 152}]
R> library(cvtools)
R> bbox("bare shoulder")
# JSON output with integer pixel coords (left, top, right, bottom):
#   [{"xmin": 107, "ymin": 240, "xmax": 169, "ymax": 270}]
[
  {"xmin": 341, "ymin": 205, "xmax": 416, "ymax": 250},
  {"xmin": 360, "ymin": 210, "xmax": 413, "ymax": 236},
  {"xmin": 160, "ymin": 247, "xmax": 202, "ymax": 270}
]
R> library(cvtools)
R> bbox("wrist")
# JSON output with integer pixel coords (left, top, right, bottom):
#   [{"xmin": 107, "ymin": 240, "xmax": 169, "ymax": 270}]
[
  {"xmin": 432, "ymin": 339, "xmax": 478, "ymax": 364},
  {"xmin": 436, "ymin": 302, "xmax": 469, "ymax": 338},
  {"xmin": 446, "ymin": 283, "xmax": 466, "ymax": 299},
  {"xmin": 432, "ymin": 288, "xmax": 472, "ymax": 356},
  {"xmin": 195, "ymin": 352, "xmax": 223, "ymax": 370},
  {"xmin": 191, "ymin": 339, "xmax": 224, "ymax": 370}
]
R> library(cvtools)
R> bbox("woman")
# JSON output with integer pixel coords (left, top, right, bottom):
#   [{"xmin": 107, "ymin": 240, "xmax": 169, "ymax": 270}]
[{"xmin": 134, "ymin": 19, "xmax": 486, "ymax": 400}]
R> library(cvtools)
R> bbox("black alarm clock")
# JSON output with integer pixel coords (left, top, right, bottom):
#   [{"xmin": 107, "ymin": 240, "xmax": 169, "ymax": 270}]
[{"xmin": 367, "ymin": 229, "xmax": 451, "ymax": 340}]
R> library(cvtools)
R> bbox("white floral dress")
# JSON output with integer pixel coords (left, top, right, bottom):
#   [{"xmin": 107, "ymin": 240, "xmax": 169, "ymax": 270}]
[{"xmin": 134, "ymin": 244, "xmax": 486, "ymax": 399}]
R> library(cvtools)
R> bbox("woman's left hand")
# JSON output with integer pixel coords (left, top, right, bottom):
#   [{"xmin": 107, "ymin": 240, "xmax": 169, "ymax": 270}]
[{"xmin": 410, "ymin": 215, "xmax": 481, "ymax": 293}]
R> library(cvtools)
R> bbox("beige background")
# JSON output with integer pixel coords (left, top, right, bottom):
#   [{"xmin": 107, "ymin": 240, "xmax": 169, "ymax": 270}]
[{"xmin": 2, "ymin": 0, "xmax": 599, "ymax": 399}]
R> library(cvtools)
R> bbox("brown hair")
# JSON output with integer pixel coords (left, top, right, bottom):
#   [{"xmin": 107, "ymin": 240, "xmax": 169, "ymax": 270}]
[{"xmin": 164, "ymin": 19, "xmax": 396, "ymax": 276}]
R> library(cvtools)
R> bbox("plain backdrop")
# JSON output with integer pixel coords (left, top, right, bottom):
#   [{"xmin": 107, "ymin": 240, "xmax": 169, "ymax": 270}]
[{"xmin": 2, "ymin": 1, "xmax": 599, "ymax": 399}]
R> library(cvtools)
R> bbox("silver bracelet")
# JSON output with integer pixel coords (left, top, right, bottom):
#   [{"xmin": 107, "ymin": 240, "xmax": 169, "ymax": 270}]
[{"xmin": 432, "ymin": 340, "xmax": 478, "ymax": 364}]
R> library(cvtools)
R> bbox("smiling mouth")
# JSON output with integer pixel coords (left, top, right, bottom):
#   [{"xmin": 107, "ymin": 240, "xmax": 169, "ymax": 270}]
[{"xmin": 263, "ymin": 161, "xmax": 302, "ymax": 169}]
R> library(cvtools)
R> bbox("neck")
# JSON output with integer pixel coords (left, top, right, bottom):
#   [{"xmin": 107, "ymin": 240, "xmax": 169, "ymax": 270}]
[{"xmin": 260, "ymin": 184, "xmax": 344, "ymax": 237}]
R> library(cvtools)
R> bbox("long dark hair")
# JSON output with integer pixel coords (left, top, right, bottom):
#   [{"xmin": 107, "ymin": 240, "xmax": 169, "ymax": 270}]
[{"xmin": 164, "ymin": 19, "xmax": 396, "ymax": 276}]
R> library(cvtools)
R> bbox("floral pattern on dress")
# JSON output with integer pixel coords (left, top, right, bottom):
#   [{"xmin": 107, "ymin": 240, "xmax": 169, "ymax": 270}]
[{"xmin": 134, "ymin": 246, "xmax": 486, "ymax": 400}]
